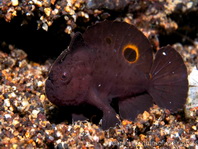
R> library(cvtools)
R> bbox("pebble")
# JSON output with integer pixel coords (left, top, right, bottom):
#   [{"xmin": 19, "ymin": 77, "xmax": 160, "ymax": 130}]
[
  {"xmin": 37, "ymin": 81, "xmax": 43, "ymax": 87},
  {"xmin": 187, "ymin": 1, "xmax": 193, "ymax": 9},
  {"xmin": 44, "ymin": 7, "xmax": 51, "ymax": 16},
  {"xmin": 3, "ymin": 99, "xmax": 11, "ymax": 107},
  {"xmin": 32, "ymin": 109, "xmax": 40, "ymax": 118},
  {"xmin": 11, "ymin": 0, "xmax": 19, "ymax": 6},
  {"xmin": 4, "ymin": 114, "xmax": 11, "ymax": 119}
]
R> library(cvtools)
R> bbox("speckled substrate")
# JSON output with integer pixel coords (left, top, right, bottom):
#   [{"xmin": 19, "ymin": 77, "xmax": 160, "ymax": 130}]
[
  {"xmin": 0, "ymin": 44, "xmax": 197, "ymax": 148},
  {"xmin": 0, "ymin": 0, "xmax": 198, "ymax": 148},
  {"xmin": 1, "ymin": 0, "xmax": 198, "ymax": 34}
]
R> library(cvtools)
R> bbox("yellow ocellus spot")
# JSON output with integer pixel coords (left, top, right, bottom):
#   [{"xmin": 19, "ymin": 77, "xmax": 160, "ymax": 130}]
[{"xmin": 122, "ymin": 44, "xmax": 139, "ymax": 63}]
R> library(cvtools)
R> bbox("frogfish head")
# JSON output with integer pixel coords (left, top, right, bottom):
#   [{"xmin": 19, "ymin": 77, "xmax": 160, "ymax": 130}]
[{"xmin": 45, "ymin": 51, "xmax": 92, "ymax": 107}]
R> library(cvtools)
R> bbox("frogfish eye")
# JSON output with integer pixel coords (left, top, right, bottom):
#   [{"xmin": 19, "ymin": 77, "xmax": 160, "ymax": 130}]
[
  {"xmin": 122, "ymin": 44, "xmax": 139, "ymax": 63},
  {"xmin": 61, "ymin": 72, "xmax": 67, "ymax": 80},
  {"xmin": 60, "ymin": 71, "xmax": 72, "ymax": 84}
]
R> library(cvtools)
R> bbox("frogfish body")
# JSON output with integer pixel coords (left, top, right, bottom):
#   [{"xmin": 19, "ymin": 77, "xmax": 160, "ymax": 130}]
[{"xmin": 45, "ymin": 21, "xmax": 188, "ymax": 129}]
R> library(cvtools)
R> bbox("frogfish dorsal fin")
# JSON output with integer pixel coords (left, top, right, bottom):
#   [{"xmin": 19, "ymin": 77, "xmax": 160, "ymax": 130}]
[{"xmin": 69, "ymin": 32, "xmax": 87, "ymax": 52}]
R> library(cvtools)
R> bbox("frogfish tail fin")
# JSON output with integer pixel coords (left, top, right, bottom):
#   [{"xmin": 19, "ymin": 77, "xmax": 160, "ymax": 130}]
[{"xmin": 148, "ymin": 46, "xmax": 188, "ymax": 112}]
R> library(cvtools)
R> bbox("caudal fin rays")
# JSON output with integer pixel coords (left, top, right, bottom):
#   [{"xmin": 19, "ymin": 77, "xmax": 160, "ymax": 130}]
[{"xmin": 148, "ymin": 46, "xmax": 188, "ymax": 112}]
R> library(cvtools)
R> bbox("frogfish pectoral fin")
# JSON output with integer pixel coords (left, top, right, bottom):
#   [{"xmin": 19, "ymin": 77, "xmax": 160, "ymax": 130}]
[
  {"xmin": 119, "ymin": 94, "xmax": 153, "ymax": 121},
  {"xmin": 102, "ymin": 109, "xmax": 120, "ymax": 130}
]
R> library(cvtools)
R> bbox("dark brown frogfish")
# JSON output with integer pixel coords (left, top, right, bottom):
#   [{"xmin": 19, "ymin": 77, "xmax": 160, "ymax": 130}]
[{"xmin": 45, "ymin": 21, "xmax": 188, "ymax": 130}]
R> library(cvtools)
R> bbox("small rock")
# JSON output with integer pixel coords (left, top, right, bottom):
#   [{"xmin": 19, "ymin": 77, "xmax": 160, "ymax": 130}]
[
  {"xmin": 3, "ymin": 99, "xmax": 11, "ymax": 107},
  {"xmin": 32, "ymin": 109, "xmax": 40, "ymax": 118},
  {"xmin": 11, "ymin": 0, "xmax": 19, "ymax": 6},
  {"xmin": 142, "ymin": 111, "xmax": 150, "ymax": 121},
  {"xmin": 4, "ymin": 114, "xmax": 11, "ymax": 119}
]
